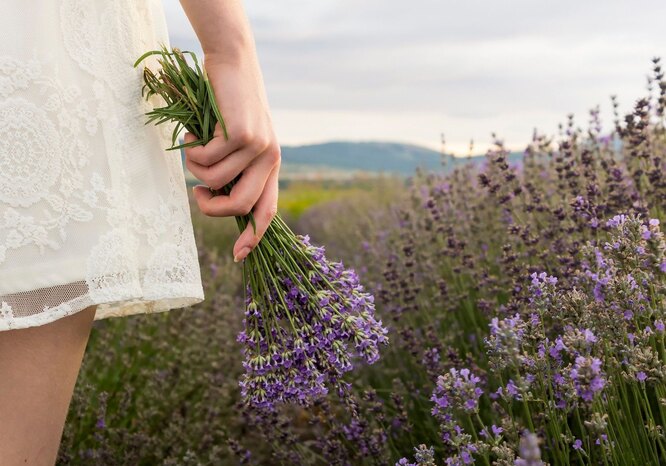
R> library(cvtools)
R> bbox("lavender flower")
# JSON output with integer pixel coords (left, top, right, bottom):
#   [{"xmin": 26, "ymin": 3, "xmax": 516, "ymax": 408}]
[
  {"xmin": 431, "ymin": 368, "xmax": 484, "ymax": 417},
  {"xmin": 237, "ymin": 234, "xmax": 389, "ymax": 408},
  {"xmin": 396, "ymin": 444, "xmax": 437, "ymax": 466},
  {"xmin": 515, "ymin": 430, "xmax": 544, "ymax": 466},
  {"xmin": 569, "ymin": 356, "xmax": 605, "ymax": 402},
  {"xmin": 479, "ymin": 424, "xmax": 503, "ymax": 438}
]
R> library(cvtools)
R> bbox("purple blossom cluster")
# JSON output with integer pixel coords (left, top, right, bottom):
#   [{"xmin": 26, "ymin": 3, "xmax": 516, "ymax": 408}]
[
  {"xmin": 569, "ymin": 356, "xmax": 605, "ymax": 402},
  {"xmin": 396, "ymin": 444, "xmax": 436, "ymax": 466},
  {"xmin": 428, "ymin": 368, "xmax": 485, "ymax": 464},
  {"xmin": 237, "ymin": 233, "xmax": 389, "ymax": 409},
  {"xmin": 431, "ymin": 368, "xmax": 484, "ymax": 417},
  {"xmin": 515, "ymin": 430, "xmax": 544, "ymax": 466},
  {"xmin": 486, "ymin": 313, "xmax": 528, "ymax": 369}
]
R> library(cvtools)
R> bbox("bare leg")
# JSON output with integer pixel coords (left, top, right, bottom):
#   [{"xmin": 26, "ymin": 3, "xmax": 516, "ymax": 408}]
[{"xmin": 0, "ymin": 305, "xmax": 97, "ymax": 466}]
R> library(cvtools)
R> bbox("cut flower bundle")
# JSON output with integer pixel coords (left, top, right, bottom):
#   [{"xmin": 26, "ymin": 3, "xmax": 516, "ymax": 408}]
[{"xmin": 134, "ymin": 46, "xmax": 388, "ymax": 409}]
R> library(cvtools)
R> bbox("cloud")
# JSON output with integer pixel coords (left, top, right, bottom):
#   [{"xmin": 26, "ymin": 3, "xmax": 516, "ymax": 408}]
[{"xmin": 162, "ymin": 0, "xmax": 666, "ymax": 153}]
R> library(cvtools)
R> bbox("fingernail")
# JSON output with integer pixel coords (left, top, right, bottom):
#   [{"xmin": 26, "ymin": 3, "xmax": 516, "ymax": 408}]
[{"xmin": 234, "ymin": 247, "xmax": 252, "ymax": 263}]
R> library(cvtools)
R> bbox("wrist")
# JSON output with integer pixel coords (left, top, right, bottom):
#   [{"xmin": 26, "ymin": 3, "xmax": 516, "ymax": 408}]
[{"xmin": 202, "ymin": 30, "xmax": 254, "ymax": 66}]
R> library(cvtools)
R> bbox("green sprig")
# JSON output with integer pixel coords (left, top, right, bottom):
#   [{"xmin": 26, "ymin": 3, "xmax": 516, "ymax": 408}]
[{"xmin": 134, "ymin": 43, "xmax": 253, "ymax": 234}]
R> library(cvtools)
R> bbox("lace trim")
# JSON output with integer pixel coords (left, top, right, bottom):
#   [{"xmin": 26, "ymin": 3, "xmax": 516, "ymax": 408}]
[{"xmin": 0, "ymin": 274, "xmax": 204, "ymax": 332}]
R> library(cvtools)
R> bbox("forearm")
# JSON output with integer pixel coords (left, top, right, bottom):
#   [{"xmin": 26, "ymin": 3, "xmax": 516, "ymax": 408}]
[{"xmin": 178, "ymin": 0, "xmax": 255, "ymax": 63}]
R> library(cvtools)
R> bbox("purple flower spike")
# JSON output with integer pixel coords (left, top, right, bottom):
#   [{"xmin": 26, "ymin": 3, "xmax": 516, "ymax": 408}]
[{"xmin": 237, "ymin": 234, "xmax": 389, "ymax": 409}]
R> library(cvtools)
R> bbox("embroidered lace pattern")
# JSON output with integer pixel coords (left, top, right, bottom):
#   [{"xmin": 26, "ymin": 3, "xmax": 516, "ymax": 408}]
[{"xmin": 0, "ymin": 0, "xmax": 205, "ymax": 331}]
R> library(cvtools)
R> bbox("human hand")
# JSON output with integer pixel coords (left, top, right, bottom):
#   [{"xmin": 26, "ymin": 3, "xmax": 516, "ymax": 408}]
[{"xmin": 184, "ymin": 55, "xmax": 280, "ymax": 263}]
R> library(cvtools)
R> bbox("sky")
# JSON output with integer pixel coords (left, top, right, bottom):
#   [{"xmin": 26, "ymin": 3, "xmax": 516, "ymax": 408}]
[{"xmin": 163, "ymin": 0, "xmax": 666, "ymax": 155}]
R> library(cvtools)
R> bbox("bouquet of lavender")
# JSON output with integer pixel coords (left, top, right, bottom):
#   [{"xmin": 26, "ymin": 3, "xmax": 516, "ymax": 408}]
[{"xmin": 134, "ymin": 46, "xmax": 388, "ymax": 409}]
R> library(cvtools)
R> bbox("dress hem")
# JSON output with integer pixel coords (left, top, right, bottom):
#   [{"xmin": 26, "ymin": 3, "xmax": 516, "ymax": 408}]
[{"xmin": 0, "ymin": 284, "xmax": 205, "ymax": 332}]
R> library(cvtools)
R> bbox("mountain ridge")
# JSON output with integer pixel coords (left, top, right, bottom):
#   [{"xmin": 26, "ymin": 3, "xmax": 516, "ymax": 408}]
[{"xmin": 181, "ymin": 140, "xmax": 524, "ymax": 181}]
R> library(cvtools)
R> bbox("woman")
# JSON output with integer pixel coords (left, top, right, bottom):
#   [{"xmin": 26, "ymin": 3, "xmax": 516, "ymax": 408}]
[{"xmin": 0, "ymin": 0, "xmax": 279, "ymax": 463}]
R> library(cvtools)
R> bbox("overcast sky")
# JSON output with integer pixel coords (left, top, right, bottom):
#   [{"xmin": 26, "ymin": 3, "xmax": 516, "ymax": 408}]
[{"xmin": 163, "ymin": 0, "xmax": 666, "ymax": 155}]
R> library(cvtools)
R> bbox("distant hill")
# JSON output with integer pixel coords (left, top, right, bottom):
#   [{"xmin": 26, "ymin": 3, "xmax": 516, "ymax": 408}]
[
  {"xmin": 282, "ymin": 141, "xmax": 526, "ymax": 179},
  {"xmin": 181, "ymin": 140, "xmax": 524, "ymax": 181},
  {"xmin": 281, "ymin": 141, "xmax": 444, "ymax": 175}
]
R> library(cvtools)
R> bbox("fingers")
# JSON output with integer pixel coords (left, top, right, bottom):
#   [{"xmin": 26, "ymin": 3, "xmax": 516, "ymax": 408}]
[
  {"xmin": 233, "ymin": 164, "xmax": 279, "ymax": 262},
  {"xmin": 182, "ymin": 122, "xmax": 244, "ymax": 167},
  {"xmin": 186, "ymin": 146, "xmax": 259, "ymax": 191},
  {"xmin": 183, "ymin": 132, "xmax": 226, "ymax": 167},
  {"xmin": 186, "ymin": 119, "xmax": 281, "ymax": 263},
  {"xmin": 191, "ymin": 145, "xmax": 279, "ymax": 217}
]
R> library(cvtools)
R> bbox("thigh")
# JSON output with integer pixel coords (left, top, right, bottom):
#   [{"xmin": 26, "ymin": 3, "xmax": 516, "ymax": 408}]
[{"xmin": 0, "ymin": 305, "xmax": 97, "ymax": 466}]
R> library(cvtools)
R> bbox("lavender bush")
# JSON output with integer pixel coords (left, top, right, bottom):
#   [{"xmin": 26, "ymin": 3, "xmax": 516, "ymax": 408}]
[
  {"xmin": 295, "ymin": 58, "xmax": 665, "ymax": 465},
  {"xmin": 60, "ymin": 58, "xmax": 664, "ymax": 464}
]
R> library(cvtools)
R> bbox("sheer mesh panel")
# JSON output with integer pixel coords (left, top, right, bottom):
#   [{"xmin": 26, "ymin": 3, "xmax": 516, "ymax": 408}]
[
  {"xmin": 0, "ymin": 281, "xmax": 90, "ymax": 318},
  {"xmin": 0, "ymin": 267, "xmax": 204, "ymax": 332}
]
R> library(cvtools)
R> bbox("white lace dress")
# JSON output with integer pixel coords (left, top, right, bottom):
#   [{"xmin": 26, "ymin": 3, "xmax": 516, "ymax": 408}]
[{"xmin": 0, "ymin": 0, "xmax": 205, "ymax": 331}]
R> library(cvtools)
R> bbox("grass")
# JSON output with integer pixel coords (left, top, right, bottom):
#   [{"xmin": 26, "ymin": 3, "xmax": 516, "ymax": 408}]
[{"xmin": 277, "ymin": 178, "xmax": 401, "ymax": 219}]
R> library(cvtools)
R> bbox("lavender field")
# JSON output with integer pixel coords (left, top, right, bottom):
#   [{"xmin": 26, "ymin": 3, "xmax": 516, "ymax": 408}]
[{"xmin": 57, "ymin": 59, "xmax": 665, "ymax": 465}]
